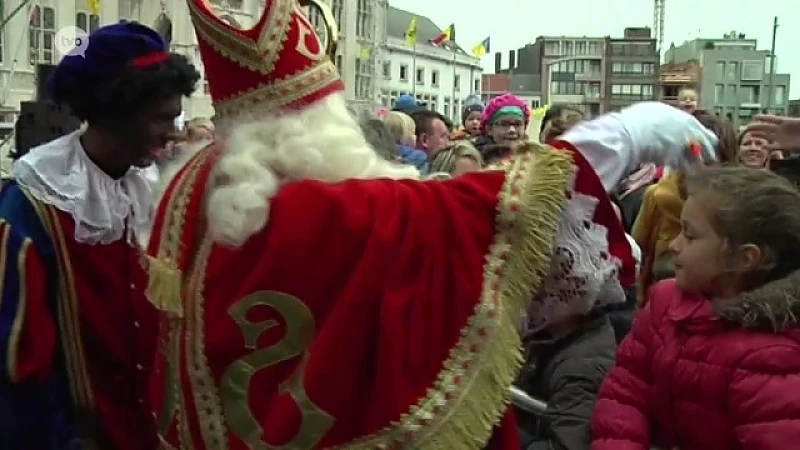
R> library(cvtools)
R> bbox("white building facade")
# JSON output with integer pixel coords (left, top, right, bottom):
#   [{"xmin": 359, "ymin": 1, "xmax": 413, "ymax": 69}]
[
  {"xmin": 381, "ymin": 37, "xmax": 482, "ymax": 124},
  {"xmin": 379, "ymin": 7, "xmax": 482, "ymax": 124},
  {"xmin": 307, "ymin": 0, "xmax": 387, "ymax": 114}
]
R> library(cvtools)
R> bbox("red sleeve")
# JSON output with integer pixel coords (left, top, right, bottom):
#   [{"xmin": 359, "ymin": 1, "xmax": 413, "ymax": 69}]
[
  {"xmin": 730, "ymin": 345, "xmax": 800, "ymax": 449},
  {"xmin": 0, "ymin": 220, "xmax": 56, "ymax": 383},
  {"xmin": 591, "ymin": 299, "xmax": 656, "ymax": 450}
]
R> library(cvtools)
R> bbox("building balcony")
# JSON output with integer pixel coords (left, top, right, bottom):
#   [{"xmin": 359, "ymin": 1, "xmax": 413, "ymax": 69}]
[
  {"xmin": 740, "ymin": 102, "xmax": 762, "ymax": 109},
  {"xmin": 575, "ymin": 71, "xmax": 603, "ymax": 81}
]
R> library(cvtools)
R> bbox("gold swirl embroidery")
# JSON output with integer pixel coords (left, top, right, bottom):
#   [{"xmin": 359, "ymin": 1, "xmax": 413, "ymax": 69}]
[{"xmin": 221, "ymin": 290, "xmax": 334, "ymax": 449}]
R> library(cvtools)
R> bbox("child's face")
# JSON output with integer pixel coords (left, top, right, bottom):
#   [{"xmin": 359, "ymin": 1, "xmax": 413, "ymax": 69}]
[
  {"xmin": 678, "ymin": 90, "xmax": 698, "ymax": 113},
  {"xmin": 464, "ymin": 111, "xmax": 482, "ymax": 135},
  {"xmin": 670, "ymin": 195, "xmax": 727, "ymax": 294}
]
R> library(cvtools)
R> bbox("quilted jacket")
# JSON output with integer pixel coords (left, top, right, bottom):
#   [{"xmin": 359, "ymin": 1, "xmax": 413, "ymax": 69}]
[{"xmin": 591, "ymin": 273, "xmax": 800, "ymax": 450}]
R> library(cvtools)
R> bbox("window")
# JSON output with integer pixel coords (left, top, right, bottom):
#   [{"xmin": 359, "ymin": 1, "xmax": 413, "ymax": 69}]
[
  {"xmin": 203, "ymin": 80, "xmax": 210, "ymax": 94},
  {"xmin": 726, "ymin": 61, "xmax": 738, "ymax": 81},
  {"xmin": 587, "ymin": 41, "xmax": 599, "ymax": 55},
  {"xmin": 415, "ymin": 67, "xmax": 424, "ymax": 85},
  {"xmin": 331, "ymin": 0, "xmax": 344, "ymax": 31},
  {"xmin": 544, "ymin": 40, "xmax": 559, "ymax": 55},
  {"xmin": 715, "ymin": 61, "xmax": 725, "ymax": 79},
  {"xmin": 431, "ymin": 70, "xmax": 439, "ymax": 87},
  {"xmin": 473, "ymin": 79, "xmax": 480, "ymax": 92},
  {"xmin": 611, "ymin": 84, "xmax": 656, "ymax": 100},
  {"xmin": 741, "ymin": 61, "xmax": 763, "ymax": 81},
  {"xmin": 354, "ymin": 57, "xmax": 374, "ymax": 100},
  {"xmin": 76, "ymin": 12, "xmax": 101, "ymax": 33},
  {"xmin": 575, "ymin": 41, "xmax": 586, "ymax": 55},
  {"xmin": 531, "ymin": 99, "xmax": 540, "ymax": 108},
  {"xmin": 29, "ymin": 5, "xmax": 56, "ymax": 65},
  {"xmin": 335, "ymin": 54, "xmax": 343, "ymax": 72},
  {"xmin": 0, "ymin": 0, "xmax": 4, "ymax": 63},
  {"xmin": 355, "ymin": 0, "xmax": 372, "ymax": 39},
  {"xmin": 399, "ymin": 64, "xmax": 408, "ymax": 81},
  {"xmin": 382, "ymin": 61, "xmax": 391, "ymax": 79},
  {"xmin": 454, "ymin": 74, "xmax": 461, "ymax": 91},
  {"xmin": 563, "ymin": 41, "xmax": 573, "ymax": 55},
  {"xmin": 714, "ymin": 84, "xmax": 725, "ymax": 104},
  {"xmin": 775, "ymin": 86, "xmax": 785, "ymax": 105},
  {"xmin": 741, "ymin": 85, "xmax": 758, "ymax": 104},
  {"xmin": 612, "ymin": 62, "xmax": 655, "ymax": 75}
]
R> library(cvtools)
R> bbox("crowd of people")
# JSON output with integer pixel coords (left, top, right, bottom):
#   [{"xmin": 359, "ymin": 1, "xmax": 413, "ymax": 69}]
[
  {"xmin": 327, "ymin": 86, "xmax": 800, "ymax": 450},
  {"xmin": 1, "ymin": 2, "xmax": 800, "ymax": 449}
]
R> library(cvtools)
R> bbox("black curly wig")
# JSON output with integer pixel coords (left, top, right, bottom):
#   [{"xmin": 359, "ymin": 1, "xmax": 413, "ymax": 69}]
[{"xmin": 49, "ymin": 53, "xmax": 200, "ymax": 126}]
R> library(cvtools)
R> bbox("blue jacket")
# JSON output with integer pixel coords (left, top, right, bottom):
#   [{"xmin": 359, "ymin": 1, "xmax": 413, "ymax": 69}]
[{"xmin": 395, "ymin": 145, "xmax": 429, "ymax": 174}]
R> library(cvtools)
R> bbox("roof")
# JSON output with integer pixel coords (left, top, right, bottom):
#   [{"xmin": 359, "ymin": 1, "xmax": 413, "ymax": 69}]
[{"xmin": 386, "ymin": 6, "xmax": 467, "ymax": 55}]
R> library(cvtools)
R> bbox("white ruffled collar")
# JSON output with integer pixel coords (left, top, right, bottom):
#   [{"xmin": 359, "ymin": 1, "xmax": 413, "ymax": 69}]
[{"xmin": 12, "ymin": 129, "xmax": 159, "ymax": 245}]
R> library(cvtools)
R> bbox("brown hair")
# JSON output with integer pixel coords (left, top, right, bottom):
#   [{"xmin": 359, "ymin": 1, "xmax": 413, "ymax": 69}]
[
  {"xmin": 684, "ymin": 166, "xmax": 800, "ymax": 285},
  {"xmin": 693, "ymin": 112, "xmax": 737, "ymax": 164},
  {"xmin": 541, "ymin": 108, "xmax": 583, "ymax": 143}
]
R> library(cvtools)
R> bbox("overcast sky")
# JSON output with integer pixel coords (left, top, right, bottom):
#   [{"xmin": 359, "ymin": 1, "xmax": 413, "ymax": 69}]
[{"xmin": 389, "ymin": 0, "xmax": 799, "ymax": 97}]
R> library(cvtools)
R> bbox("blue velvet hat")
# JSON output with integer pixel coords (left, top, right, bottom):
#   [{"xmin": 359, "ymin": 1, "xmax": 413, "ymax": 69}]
[{"xmin": 48, "ymin": 21, "xmax": 169, "ymax": 101}]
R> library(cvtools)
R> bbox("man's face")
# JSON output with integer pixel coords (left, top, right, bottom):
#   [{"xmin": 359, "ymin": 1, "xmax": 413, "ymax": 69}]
[
  {"xmin": 418, "ymin": 118, "xmax": 450, "ymax": 153},
  {"xmin": 117, "ymin": 94, "xmax": 183, "ymax": 168}
]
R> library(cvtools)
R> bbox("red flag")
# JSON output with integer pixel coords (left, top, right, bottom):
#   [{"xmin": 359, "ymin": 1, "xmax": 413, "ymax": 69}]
[{"xmin": 431, "ymin": 24, "xmax": 454, "ymax": 47}]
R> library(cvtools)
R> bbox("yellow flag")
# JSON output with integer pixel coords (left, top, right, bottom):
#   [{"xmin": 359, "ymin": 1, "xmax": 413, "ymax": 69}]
[
  {"xmin": 405, "ymin": 16, "xmax": 418, "ymax": 46},
  {"xmin": 532, "ymin": 104, "xmax": 551, "ymax": 120},
  {"xmin": 471, "ymin": 37, "xmax": 490, "ymax": 58},
  {"xmin": 359, "ymin": 46, "xmax": 371, "ymax": 61},
  {"xmin": 87, "ymin": 0, "xmax": 100, "ymax": 14}
]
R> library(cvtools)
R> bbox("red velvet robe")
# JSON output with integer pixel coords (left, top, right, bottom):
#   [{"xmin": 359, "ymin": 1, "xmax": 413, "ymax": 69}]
[
  {"xmin": 147, "ymin": 144, "xmax": 575, "ymax": 449},
  {"xmin": 0, "ymin": 185, "xmax": 159, "ymax": 449}
]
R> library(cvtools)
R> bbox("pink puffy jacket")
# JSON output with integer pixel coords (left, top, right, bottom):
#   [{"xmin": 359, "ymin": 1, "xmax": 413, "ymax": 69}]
[{"xmin": 591, "ymin": 275, "xmax": 800, "ymax": 450}]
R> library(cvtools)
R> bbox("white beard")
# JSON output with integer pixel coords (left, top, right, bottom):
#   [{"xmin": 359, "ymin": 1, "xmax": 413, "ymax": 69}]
[{"xmin": 138, "ymin": 93, "xmax": 419, "ymax": 250}]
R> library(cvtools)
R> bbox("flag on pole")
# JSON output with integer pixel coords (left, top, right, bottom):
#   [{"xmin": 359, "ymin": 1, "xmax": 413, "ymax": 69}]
[
  {"xmin": 471, "ymin": 37, "xmax": 490, "ymax": 58},
  {"xmin": 358, "ymin": 45, "xmax": 371, "ymax": 61},
  {"xmin": 404, "ymin": 16, "xmax": 418, "ymax": 46},
  {"xmin": 431, "ymin": 24, "xmax": 454, "ymax": 47},
  {"xmin": 29, "ymin": 5, "xmax": 40, "ymax": 24},
  {"xmin": 88, "ymin": 0, "xmax": 101, "ymax": 14}
]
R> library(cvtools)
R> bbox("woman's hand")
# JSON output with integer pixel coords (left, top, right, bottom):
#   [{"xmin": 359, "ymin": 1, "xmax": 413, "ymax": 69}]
[{"xmin": 746, "ymin": 115, "xmax": 800, "ymax": 153}]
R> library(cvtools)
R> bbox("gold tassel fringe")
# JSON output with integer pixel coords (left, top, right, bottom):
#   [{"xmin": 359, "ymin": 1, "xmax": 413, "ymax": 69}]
[
  {"xmin": 418, "ymin": 144, "xmax": 571, "ymax": 449},
  {"xmin": 145, "ymin": 255, "xmax": 184, "ymax": 318}
]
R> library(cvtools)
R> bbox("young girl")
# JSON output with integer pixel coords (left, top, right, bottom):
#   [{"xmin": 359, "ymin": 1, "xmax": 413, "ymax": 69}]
[{"xmin": 592, "ymin": 166, "xmax": 800, "ymax": 450}]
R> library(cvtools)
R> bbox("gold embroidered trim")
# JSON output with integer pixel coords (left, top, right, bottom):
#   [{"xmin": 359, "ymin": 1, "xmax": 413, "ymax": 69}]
[
  {"xmin": 22, "ymin": 192, "xmax": 98, "ymax": 446},
  {"xmin": 213, "ymin": 60, "xmax": 339, "ymax": 118},
  {"xmin": 334, "ymin": 143, "xmax": 573, "ymax": 449},
  {"xmin": 149, "ymin": 146, "xmax": 227, "ymax": 449},
  {"xmin": 3, "ymin": 224, "xmax": 23, "ymax": 382},
  {"xmin": 146, "ymin": 147, "xmax": 214, "ymax": 317},
  {"xmin": 188, "ymin": 0, "xmax": 293, "ymax": 75},
  {"xmin": 0, "ymin": 221, "xmax": 10, "ymax": 314},
  {"xmin": 186, "ymin": 237, "xmax": 228, "ymax": 449}
]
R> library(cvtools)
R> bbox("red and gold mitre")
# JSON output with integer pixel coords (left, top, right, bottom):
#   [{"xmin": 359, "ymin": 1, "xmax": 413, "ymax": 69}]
[{"xmin": 188, "ymin": 0, "xmax": 344, "ymax": 118}]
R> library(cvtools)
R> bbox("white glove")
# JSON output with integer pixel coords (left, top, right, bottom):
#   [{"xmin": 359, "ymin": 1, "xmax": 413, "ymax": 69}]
[
  {"xmin": 618, "ymin": 101, "xmax": 718, "ymax": 166},
  {"xmin": 560, "ymin": 101, "xmax": 718, "ymax": 192}
]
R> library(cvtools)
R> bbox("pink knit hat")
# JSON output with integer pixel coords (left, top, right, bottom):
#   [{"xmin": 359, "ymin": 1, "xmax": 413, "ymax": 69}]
[{"xmin": 480, "ymin": 93, "xmax": 531, "ymax": 133}]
